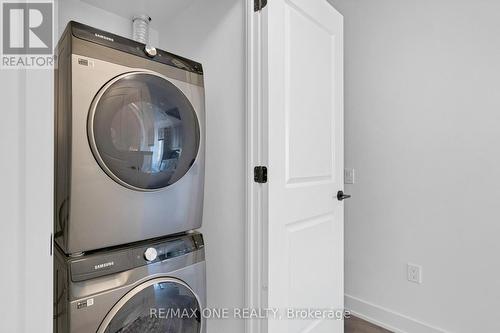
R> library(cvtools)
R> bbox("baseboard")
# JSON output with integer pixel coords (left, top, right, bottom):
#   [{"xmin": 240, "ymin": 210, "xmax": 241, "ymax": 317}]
[{"xmin": 345, "ymin": 294, "xmax": 450, "ymax": 333}]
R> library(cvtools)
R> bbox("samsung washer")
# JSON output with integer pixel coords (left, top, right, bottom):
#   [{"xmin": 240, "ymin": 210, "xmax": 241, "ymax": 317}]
[
  {"xmin": 54, "ymin": 22, "xmax": 205, "ymax": 254},
  {"xmin": 54, "ymin": 232, "xmax": 206, "ymax": 333}
]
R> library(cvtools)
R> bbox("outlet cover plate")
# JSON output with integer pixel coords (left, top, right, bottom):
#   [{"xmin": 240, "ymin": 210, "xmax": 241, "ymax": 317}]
[
  {"xmin": 344, "ymin": 168, "xmax": 355, "ymax": 184},
  {"xmin": 407, "ymin": 263, "xmax": 422, "ymax": 284}
]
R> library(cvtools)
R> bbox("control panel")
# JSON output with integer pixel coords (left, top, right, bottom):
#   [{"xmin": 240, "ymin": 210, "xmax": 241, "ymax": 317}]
[
  {"xmin": 69, "ymin": 21, "xmax": 203, "ymax": 74},
  {"xmin": 69, "ymin": 233, "xmax": 204, "ymax": 282}
]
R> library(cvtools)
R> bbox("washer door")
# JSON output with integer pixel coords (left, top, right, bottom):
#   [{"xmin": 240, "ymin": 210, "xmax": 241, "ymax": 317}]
[
  {"xmin": 98, "ymin": 278, "xmax": 202, "ymax": 333},
  {"xmin": 88, "ymin": 72, "xmax": 200, "ymax": 191}
]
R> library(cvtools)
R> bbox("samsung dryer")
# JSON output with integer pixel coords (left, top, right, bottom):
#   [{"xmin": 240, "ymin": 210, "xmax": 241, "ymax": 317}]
[
  {"xmin": 54, "ymin": 232, "xmax": 206, "ymax": 333},
  {"xmin": 55, "ymin": 22, "xmax": 205, "ymax": 254}
]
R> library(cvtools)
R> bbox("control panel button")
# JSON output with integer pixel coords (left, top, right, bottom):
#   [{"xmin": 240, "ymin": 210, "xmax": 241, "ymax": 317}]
[
  {"xmin": 144, "ymin": 247, "xmax": 158, "ymax": 261},
  {"xmin": 144, "ymin": 45, "xmax": 157, "ymax": 57}
]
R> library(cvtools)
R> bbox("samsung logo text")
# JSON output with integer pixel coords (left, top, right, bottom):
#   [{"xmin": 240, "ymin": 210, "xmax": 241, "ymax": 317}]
[
  {"xmin": 94, "ymin": 261, "xmax": 114, "ymax": 270},
  {"xmin": 94, "ymin": 33, "xmax": 114, "ymax": 42}
]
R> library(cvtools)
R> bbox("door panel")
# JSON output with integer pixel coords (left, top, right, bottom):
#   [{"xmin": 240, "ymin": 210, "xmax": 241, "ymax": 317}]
[
  {"xmin": 286, "ymin": 3, "xmax": 335, "ymax": 184},
  {"xmin": 263, "ymin": 0, "xmax": 344, "ymax": 332}
]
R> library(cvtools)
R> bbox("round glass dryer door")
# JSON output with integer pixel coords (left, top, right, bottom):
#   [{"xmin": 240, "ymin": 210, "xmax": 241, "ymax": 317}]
[
  {"xmin": 98, "ymin": 278, "xmax": 202, "ymax": 333},
  {"xmin": 88, "ymin": 72, "xmax": 200, "ymax": 191}
]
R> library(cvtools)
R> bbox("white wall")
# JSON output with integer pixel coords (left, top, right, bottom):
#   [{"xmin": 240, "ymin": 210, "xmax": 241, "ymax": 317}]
[
  {"xmin": 329, "ymin": 0, "xmax": 500, "ymax": 332},
  {"xmin": 0, "ymin": 72, "xmax": 20, "ymax": 332},
  {"xmin": 0, "ymin": 71, "xmax": 41, "ymax": 333},
  {"xmin": 0, "ymin": 27, "xmax": 53, "ymax": 333},
  {"xmin": 158, "ymin": 2, "xmax": 246, "ymax": 332}
]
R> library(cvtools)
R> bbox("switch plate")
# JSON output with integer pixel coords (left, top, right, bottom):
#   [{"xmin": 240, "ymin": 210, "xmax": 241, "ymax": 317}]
[
  {"xmin": 344, "ymin": 168, "xmax": 355, "ymax": 184},
  {"xmin": 407, "ymin": 263, "xmax": 422, "ymax": 284}
]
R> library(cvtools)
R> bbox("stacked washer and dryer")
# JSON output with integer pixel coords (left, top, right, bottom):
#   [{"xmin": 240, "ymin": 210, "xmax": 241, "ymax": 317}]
[{"xmin": 54, "ymin": 21, "xmax": 206, "ymax": 333}]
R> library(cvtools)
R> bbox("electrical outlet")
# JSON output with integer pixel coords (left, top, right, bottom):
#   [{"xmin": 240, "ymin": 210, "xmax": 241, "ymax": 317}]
[
  {"xmin": 407, "ymin": 263, "xmax": 422, "ymax": 284},
  {"xmin": 344, "ymin": 168, "xmax": 355, "ymax": 184}
]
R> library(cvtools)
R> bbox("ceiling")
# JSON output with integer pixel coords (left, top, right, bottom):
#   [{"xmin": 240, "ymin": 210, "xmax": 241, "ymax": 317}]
[{"xmin": 80, "ymin": 0, "xmax": 197, "ymax": 29}]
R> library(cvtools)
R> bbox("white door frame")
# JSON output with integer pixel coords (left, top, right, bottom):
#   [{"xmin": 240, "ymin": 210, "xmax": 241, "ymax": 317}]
[{"xmin": 245, "ymin": 1, "xmax": 267, "ymax": 333}]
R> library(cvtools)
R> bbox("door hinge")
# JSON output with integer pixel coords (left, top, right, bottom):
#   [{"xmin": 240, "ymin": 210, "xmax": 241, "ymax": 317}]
[
  {"xmin": 254, "ymin": 166, "xmax": 268, "ymax": 183},
  {"xmin": 254, "ymin": 0, "xmax": 268, "ymax": 12}
]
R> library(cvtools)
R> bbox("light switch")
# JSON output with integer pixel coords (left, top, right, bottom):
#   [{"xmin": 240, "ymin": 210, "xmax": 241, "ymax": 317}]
[{"xmin": 344, "ymin": 168, "xmax": 355, "ymax": 184}]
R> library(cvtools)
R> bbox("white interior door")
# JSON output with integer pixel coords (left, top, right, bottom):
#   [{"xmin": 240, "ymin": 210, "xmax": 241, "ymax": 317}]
[{"xmin": 249, "ymin": 0, "xmax": 344, "ymax": 332}]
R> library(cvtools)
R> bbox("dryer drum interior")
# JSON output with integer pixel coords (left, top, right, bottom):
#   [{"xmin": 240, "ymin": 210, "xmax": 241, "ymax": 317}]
[
  {"xmin": 88, "ymin": 72, "xmax": 201, "ymax": 191},
  {"xmin": 98, "ymin": 278, "xmax": 202, "ymax": 333}
]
